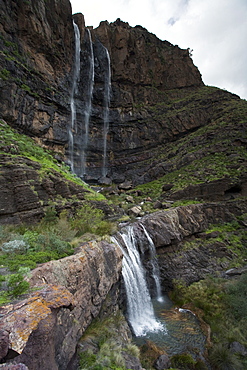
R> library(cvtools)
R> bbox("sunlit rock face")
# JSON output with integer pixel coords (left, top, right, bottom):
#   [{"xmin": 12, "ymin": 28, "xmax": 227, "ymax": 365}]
[{"xmin": 0, "ymin": 240, "xmax": 123, "ymax": 370}]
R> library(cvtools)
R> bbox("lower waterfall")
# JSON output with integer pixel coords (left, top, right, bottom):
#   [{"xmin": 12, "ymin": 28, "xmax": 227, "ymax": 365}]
[{"xmin": 112, "ymin": 225, "xmax": 165, "ymax": 337}]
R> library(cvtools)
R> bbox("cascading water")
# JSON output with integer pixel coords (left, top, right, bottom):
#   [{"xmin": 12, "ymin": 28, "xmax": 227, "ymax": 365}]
[
  {"xmin": 102, "ymin": 47, "xmax": 111, "ymax": 177},
  {"xmin": 69, "ymin": 20, "xmax": 81, "ymax": 173},
  {"xmin": 112, "ymin": 225, "xmax": 164, "ymax": 337},
  {"xmin": 113, "ymin": 224, "xmax": 207, "ymax": 361},
  {"xmin": 81, "ymin": 28, "xmax": 95, "ymax": 177},
  {"xmin": 141, "ymin": 224, "xmax": 163, "ymax": 302}
]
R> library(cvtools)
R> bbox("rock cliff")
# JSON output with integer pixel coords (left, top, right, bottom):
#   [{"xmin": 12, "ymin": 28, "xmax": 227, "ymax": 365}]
[
  {"xmin": 0, "ymin": 239, "xmax": 122, "ymax": 370},
  {"xmin": 0, "ymin": 0, "xmax": 246, "ymax": 216}
]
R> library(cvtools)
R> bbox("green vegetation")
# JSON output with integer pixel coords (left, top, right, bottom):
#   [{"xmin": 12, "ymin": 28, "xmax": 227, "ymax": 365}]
[
  {"xmin": 71, "ymin": 204, "xmax": 113, "ymax": 236},
  {"xmin": 0, "ymin": 119, "xmax": 104, "ymax": 200},
  {"xmin": 170, "ymin": 353, "xmax": 196, "ymax": 369},
  {"xmin": 0, "ymin": 204, "xmax": 114, "ymax": 304},
  {"xmin": 0, "ymin": 267, "xmax": 30, "ymax": 305},
  {"xmin": 128, "ymin": 86, "xmax": 247, "ymax": 202},
  {"xmin": 0, "ymin": 68, "xmax": 10, "ymax": 80},
  {"xmin": 21, "ymin": 83, "xmax": 39, "ymax": 98},
  {"xmin": 180, "ymin": 221, "xmax": 247, "ymax": 267},
  {"xmin": 79, "ymin": 311, "xmax": 139, "ymax": 370},
  {"xmin": 171, "ymin": 273, "xmax": 247, "ymax": 370}
]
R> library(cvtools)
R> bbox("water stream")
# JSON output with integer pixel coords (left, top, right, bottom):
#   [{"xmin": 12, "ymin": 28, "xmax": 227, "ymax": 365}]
[
  {"xmin": 102, "ymin": 47, "xmax": 111, "ymax": 178},
  {"xmin": 141, "ymin": 224, "xmax": 163, "ymax": 302},
  {"xmin": 113, "ymin": 223, "xmax": 207, "ymax": 359},
  {"xmin": 81, "ymin": 28, "xmax": 95, "ymax": 177},
  {"xmin": 69, "ymin": 20, "xmax": 81, "ymax": 173},
  {"xmin": 112, "ymin": 225, "xmax": 164, "ymax": 337}
]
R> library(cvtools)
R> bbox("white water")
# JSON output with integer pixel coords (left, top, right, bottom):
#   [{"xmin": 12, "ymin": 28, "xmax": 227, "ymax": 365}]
[
  {"xmin": 81, "ymin": 28, "xmax": 95, "ymax": 177},
  {"xmin": 112, "ymin": 226, "xmax": 164, "ymax": 337},
  {"xmin": 141, "ymin": 224, "xmax": 164, "ymax": 302},
  {"xmin": 102, "ymin": 47, "xmax": 111, "ymax": 177},
  {"xmin": 69, "ymin": 20, "xmax": 81, "ymax": 173}
]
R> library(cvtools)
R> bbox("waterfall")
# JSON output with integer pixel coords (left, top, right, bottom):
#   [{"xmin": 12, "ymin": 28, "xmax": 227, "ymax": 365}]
[
  {"xmin": 102, "ymin": 47, "xmax": 111, "ymax": 178},
  {"xmin": 69, "ymin": 20, "xmax": 81, "ymax": 173},
  {"xmin": 141, "ymin": 224, "xmax": 163, "ymax": 302},
  {"xmin": 81, "ymin": 28, "xmax": 95, "ymax": 177},
  {"xmin": 112, "ymin": 226, "xmax": 163, "ymax": 337}
]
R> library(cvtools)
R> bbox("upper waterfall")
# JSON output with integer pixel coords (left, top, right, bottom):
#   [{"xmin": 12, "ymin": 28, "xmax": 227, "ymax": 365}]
[
  {"xmin": 81, "ymin": 28, "xmax": 95, "ymax": 177},
  {"xmin": 102, "ymin": 46, "xmax": 111, "ymax": 178},
  {"xmin": 68, "ymin": 20, "xmax": 81, "ymax": 174}
]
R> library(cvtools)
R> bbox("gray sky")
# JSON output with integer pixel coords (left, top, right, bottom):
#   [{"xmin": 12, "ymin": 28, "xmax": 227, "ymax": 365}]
[{"xmin": 70, "ymin": 0, "xmax": 247, "ymax": 100}]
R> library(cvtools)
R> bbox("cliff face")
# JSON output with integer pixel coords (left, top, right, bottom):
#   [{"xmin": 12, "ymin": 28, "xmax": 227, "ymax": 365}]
[
  {"xmin": 0, "ymin": 0, "xmax": 74, "ymax": 150},
  {"xmin": 0, "ymin": 240, "xmax": 122, "ymax": 370},
  {"xmin": 1, "ymin": 0, "xmax": 246, "ymax": 191},
  {"xmin": 0, "ymin": 0, "xmax": 206, "ymax": 181}
]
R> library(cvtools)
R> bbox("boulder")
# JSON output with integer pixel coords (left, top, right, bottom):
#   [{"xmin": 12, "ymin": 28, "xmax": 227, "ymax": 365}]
[
  {"xmin": 154, "ymin": 354, "xmax": 171, "ymax": 370},
  {"xmin": 0, "ymin": 240, "xmax": 123, "ymax": 370}
]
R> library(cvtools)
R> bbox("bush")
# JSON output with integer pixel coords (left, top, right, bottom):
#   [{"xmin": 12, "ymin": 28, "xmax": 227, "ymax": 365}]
[
  {"xmin": 226, "ymin": 273, "xmax": 247, "ymax": 320},
  {"xmin": 1, "ymin": 239, "xmax": 30, "ymax": 254},
  {"xmin": 71, "ymin": 204, "xmax": 112, "ymax": 236},
  {"xmin": 209, "ymin": 343, "xmax": 243, "ymax": 370},
  {"xmin": 6, "ymin": 267, "xmax": 30, "ymax": 298},
  {"xmin": 170, "ymin": 353, "xmax": 196, "ymax": 369}
]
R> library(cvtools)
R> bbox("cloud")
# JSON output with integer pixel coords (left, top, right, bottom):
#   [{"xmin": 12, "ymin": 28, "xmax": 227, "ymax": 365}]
[{"xmin": 70, "ymin": 0, "xmax": 247, "ymax": 99}]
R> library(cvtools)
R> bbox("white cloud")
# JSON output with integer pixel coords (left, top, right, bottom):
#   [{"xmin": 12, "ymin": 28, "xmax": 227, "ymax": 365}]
[{"xmin": 70, "ymin": 0, "xmax": 247, "ymax": 99}]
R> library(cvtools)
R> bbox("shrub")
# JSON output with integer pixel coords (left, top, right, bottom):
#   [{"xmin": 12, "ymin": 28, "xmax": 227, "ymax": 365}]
[
  {"xmin": 1, "ymin": 239, "xmax": 30, "ymax": 254},
  {"xmin": 209, "ymin": 343, "xmax": 243, "ymax": 370},
  {"xmin": 226, "ymin": 273, "xmax": 247, "ymax": 320},
  {"xmin": 170, "ymin": 353, "xmax": 196, "ymax": 369},
  {"xmin": 6, "ymin": 267, "xmax": 30, "ymax": 298},
  {"xmin": 71, "ymin": 204, "xmax": 112, "ymax": 236}
]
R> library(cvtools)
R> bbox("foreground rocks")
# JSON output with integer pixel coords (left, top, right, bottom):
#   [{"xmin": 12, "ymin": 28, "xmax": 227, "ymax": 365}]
[{"xmin": 0, "ymin": 240, "xmax": 122, "ymax": 370}]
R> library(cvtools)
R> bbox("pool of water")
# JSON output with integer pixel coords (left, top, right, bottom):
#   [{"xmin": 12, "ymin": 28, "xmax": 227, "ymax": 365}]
[{"xmin": 134, "ymin": 295, "xmax": 206, "ymax": 357}]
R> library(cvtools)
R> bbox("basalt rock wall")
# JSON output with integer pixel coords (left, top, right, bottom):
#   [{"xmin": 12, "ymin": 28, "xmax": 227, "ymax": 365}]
[
  {"xmin": 1, "ymin": 0, "xmax": 225, "ymax": 184},
  {"xmin": 0, "ymin": 0, "xmax": 75, "ymax": 153}
]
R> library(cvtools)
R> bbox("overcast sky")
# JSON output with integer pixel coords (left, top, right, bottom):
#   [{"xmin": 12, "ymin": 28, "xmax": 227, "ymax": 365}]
[{"xmin": 70, "ymin": 0, "xmax": 247, "ymax": 100}]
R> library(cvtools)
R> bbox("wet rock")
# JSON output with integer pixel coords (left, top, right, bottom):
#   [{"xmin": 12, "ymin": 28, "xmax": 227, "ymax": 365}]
[{"xmin": 98, "ymin": 176, "xmax": 112, "ymax": 185}]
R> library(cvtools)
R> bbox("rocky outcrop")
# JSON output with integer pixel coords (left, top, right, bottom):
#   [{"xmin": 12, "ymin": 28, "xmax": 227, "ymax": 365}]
[
  {"xmin": 120, "ymin": 200, "xmax": 247, "ymax": 291},
  {"xmin": 0, "ymin": 153, "xmax": 90, "ymax": 224},
  {"xmin": 0, "ymin": 240, "xmax": 123, "ymax": 370}
]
